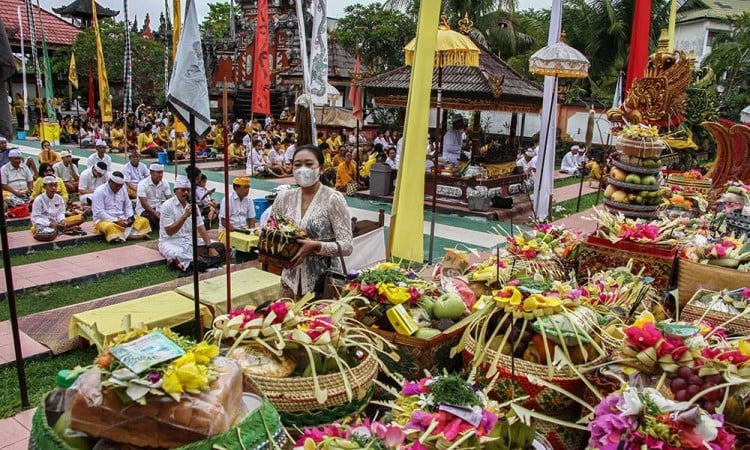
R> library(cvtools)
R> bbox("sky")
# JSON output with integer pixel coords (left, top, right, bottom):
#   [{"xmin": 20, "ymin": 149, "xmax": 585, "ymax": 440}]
[{"xmin": 40, "ymin": 0, "xmax": 550, "ymax": 25}]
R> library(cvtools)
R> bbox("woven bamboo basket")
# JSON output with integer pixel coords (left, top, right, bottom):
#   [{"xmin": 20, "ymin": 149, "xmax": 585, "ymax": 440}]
[
  {"xmin": 463, "ymin": 334, "xmax": 604, "ymax": 413},
  {"xmin": 726, "ymin": 422, "xmax": 750, "ymax": 450},
  {"xmin": 535, "ymin": 417, "xmax": 588, "ymax": 450},
  {"xmin": 616, "ymin": 137, "xmax": 664, "ymax": 158},
  {"xmin": 248, "ymin": 352, "xmax": 378, "ymax": 413},
  {"xmin": 681, "ymin": 288, "xmax": 750, "ymax": 335},
  {"xmin": 258, "ymin": 229, "xmax": 303, "ymax": 269},
  {"xmin": 30, "ymin": 390, "xmax": 289, "ymax": 450},
  {"xmin": 677, "ymin": 258, "xmax": 750, "ymax": 306}
]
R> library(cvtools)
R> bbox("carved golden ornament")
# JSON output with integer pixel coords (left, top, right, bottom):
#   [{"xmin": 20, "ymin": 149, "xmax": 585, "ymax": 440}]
[
  {"xmin": 488, "ymin": 74, "xmax": 504, "ymax": 98},
  {"xmin": 458, "ymin": 13, "xmax": 474, "ymax": 34}
]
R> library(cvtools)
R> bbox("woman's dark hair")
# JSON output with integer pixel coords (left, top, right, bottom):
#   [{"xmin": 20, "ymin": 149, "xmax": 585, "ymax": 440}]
[
  {"xmin": 41, "ymin": 140, "xmax": 50, "ymax": 147},
  {"xmin": 293, "ymin": 144, "xmax": 324, "ymax": 166},
  {"xmin": 318, "ymin": 142, "xmax": 330, "ymax": 151},
  {"xmin": 373, "ymin": 143, "xmax": 383, "ymax": 153},
  {"xmin": 38, "ymin": 162, "xmax": 52, "ymax": 174}
]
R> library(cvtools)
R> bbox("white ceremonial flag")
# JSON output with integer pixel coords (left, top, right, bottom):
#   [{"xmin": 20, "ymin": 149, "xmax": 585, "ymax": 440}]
[
  {"xmin": 309, "ymin": 0, "xmax": 328, "ymax": 97},
  {"xmin": 167, "ymin": 0, "xmax": 211, "ymax": 136}
]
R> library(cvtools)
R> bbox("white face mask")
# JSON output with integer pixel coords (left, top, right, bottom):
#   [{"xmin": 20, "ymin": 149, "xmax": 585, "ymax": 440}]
[{"xmin": 294, "ymin": 167, "xmax": 320, "ymax": 187}]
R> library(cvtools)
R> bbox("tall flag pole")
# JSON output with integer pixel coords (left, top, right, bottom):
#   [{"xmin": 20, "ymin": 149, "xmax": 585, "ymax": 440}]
[
  {"xmin": 35, "ymin": 0, "xmax": 55, "ymax": 121},
  {"xmin": 92, "ymin": 0, "xmax": 112, "ymax": 123},
  {"xmin": 172, "ymin": 0, "xmax": 187, "ymax": 134},
  {"xmin": 348, "ymin": 53, "xmax": 362, "ymax": 120},
  {"xmin": 123, "ymin": 0, "xmax": 132, "ymax": 114},
  {"xmin": 625, "ymin": 0, "xmax": 652, "ymax": 92},
  {"xmin": 68, "ymin": 53, "xmax": 77, "ymax": 126},
  {"xmin": 251, "ymin": 0, "xmax": 270, "ymax": 115},
  {"xmin": 294, "ymin": 0, "xmax": 315, "ymax": 139},
  {"xmin": 167, "ymin": 0, "xmax": 211, "ymax": 337},
  {"xmin": 163, "ymin": 0, "xmax": 170, "ymax": 92},
  {"xmin": 23, "ymin": 0, "xmax": 43, "ymax": 101},
  {"xmin": 17, "ymin": 6, "xmax": 28, "ymax": 131},
  {"xmin": 387, "ymin": 0, "xmax": 440, "ymax": 263},
  {"xmin": 309, "ymin": 0, "xmax": 328, "ymax": 99}
]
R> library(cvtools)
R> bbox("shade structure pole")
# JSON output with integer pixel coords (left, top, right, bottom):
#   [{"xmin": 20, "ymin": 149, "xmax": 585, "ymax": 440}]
[
  {"xmin": 0, "ymin": 169, "xmax": 29, "ymax": 407},
  {"xmin": 222, "ymin": 81, "xmax": 232, "ymax": 312},
  {"xmin": 428, "ymin": 66, "xmax": 443, "ymax": 264},
  {"xmin": 533, "ymin": 74, "xmax": 558, "ymax": 222},
  {"xmin": 576, "ymin": 106, "xmax": 596, "ymax": 212},
  {"xmin": 189, "ymin": 113, "xmax": 201, "ymax": 340}
]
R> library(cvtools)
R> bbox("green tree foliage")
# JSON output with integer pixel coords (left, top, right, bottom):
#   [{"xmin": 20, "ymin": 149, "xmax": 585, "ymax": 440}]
[
  {"xmin": 704, "ymin": 13, "xmax": 750, "ymax": 120},
  {"xmin": 333, "ymin": 3, "xmax": 416, "ymax": 72},
  {"xmin": 51, "ymin": 19, "xmax": 165, "ymax": 107},
  {"xmin": 200, "ymin": 2, "xmax": 233, "ymax": 40}
]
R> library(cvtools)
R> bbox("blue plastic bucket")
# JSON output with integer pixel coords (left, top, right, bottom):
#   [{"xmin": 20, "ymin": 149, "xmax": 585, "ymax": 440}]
[
  {"xmin": 17, "ymin": 131, "xmax": 25, "ymax": 140},
  {"xmin": 157, "ymin": 152, "xmax": 168, "ymax": 165},
  {"xmin": 253, "ymin": 198, "xmax": 269, "ymax": 218}
]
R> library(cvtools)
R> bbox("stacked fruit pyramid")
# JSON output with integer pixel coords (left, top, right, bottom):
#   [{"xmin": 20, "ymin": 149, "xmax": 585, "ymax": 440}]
[{"xmin": 604, "ymin": 124, "xmax": 667, "ymax": 218}]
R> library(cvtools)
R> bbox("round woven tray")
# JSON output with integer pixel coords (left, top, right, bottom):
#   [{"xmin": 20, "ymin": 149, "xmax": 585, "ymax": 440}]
[
  {"xmin": 248, "ymin": 352, "xmax": 378, "ymax": 413},
  {"xmin": 30, "ymin": 391, "xmax": 288, "ymax": 450},
  {"xmin": 616, "ymin": 137, "xmax": 664, "ymax": 158},
  {"xmin": 611, "ymin": 158, "xmax": 662, "ymax": 175},
  {"xmin": 464, "ymin": 334, "xmax": 604, "ymax": 412},
  {"xmin": 607, "ymin": 178, "xmax": 661, "ymax": 192},
  {"xmin": 603, "ymin": 199, "xmax": 660, "ymax": 212}
]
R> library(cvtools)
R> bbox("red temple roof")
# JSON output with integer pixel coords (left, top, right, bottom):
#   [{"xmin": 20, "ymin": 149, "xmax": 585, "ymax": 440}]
[{"xmin": 0, "ymin": 0, "xmax": 81, "ymax": 47}]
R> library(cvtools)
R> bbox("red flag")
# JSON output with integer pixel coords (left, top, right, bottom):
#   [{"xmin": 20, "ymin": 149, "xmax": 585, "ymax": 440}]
[
  {"xmin": 625, "ymin": 0, "xmax": 652, "ymax": 92},
  {"xmin": 348, "ymin": 54, "xmax": 363, "ymax": 121},
  {"xmin": 88, "ymin": 65, "xmax": 95, "ymax": 117},
  {"xmin": 251, "ymin": 0, "xmax": 270, "ymax": 115}
]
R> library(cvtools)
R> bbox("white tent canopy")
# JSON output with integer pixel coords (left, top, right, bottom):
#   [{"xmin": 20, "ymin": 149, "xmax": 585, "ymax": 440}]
[{"xmin": 311, "ymin": 83, "xmax": 341, "ymax": 106}]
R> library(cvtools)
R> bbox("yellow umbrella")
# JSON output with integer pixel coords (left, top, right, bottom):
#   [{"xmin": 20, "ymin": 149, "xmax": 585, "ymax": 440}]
[{"xmin": 392, "ymin": 15, "xmax": 481, "ymax": 263}]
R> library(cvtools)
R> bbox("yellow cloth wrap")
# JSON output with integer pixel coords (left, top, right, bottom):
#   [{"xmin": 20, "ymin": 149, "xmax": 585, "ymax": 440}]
[
  {"xmin": 218, "ymin": 230, "xmax": 259, "ymax": 253},
  {"xmin": 360, "ymin": 155, "xmax": 377, "ymax": 177},
  {"xmin": 30, "ymin": 214, "xmax": 85, "ymax": 234},
  {"xmin": 664, "ymin": 137, "xmax": 698, "ymax": 150},
  {"xmin": 486, "ymin": 162, "xmax": 517, "ymax": 177},
  {"xmin": 94, "ymin": 216, "xmax": 151, "ymax": 241}
]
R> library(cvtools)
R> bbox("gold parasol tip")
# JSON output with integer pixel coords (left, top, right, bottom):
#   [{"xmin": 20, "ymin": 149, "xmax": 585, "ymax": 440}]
[
  {"xmin": 458, "ymin": 13, "xmax": 474, "ymax": 34},
  {"xmin": 439, "ymin": 14, "xmax": 450, "ymax": 30}
]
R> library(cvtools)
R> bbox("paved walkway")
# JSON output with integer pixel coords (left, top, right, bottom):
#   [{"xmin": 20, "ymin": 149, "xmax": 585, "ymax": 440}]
[
  {"xmin": 0, "ymin": 245, "xmax": 164, "ymax": 297},
  {"xmin": 0, "ymin": 321, "xmax": 49, "ymax": 366},
  {"xmin": 0, "ymin": 407, "xmax": 34, "ymax": 450},
  {"xmin": 553, "ymin": 180, "xmax": 600, "ymax": 203},
  {"xmin": 2, "ymin": 222, "xmax": 96, "ymax": 256}
]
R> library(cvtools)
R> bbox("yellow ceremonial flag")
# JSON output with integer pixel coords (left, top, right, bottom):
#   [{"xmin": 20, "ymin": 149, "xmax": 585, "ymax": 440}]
[
  {"xmin": 68, "ymin": 53, "xmax": 78, "ymax": 89},
  {"xmin": 92, "ymin": 0, "xmax": 112, "ymax": 122},
  {"xmin": 387, "ymin": 0, "xmax": 440, "ymax": 263},
  {"xmin": 667, "ymin": 0, "xmax": 678, "ymax": 51},
  {"xmin": 172, "ymin": 0, "xmax": 187, "ymax": 134}
]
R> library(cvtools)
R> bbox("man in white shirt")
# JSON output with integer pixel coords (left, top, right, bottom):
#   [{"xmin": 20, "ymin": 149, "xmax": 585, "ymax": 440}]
[
  {"xmin": 158, "ymin": 176, "xmax": 224, "ymax": 272},
  {"xmin": 92, "ymin": 171, "xmax": 152, "ymax": 242},
  {"xmin": 53, "ymin": 151, "xmax": 80, "ymax": 193},
  {"xmin": 560, "ymin": 145, "xmax": 586, "ymax": 176},
  {"xmin": 122, "ymin": 151, "xmax": 149, "ymax": 198},
  {"xmin": 30, "ymin": 176, "xmax": 85, "ymax": 241},
  {"xmin": 1, "ymin": 149, "xmax": 33, "ymax": 207},
  {"xmin": 136, "ymin": 163, "xmax": 172, "ymax": 229},
  {"xmin": 516, "ymin": 149, "xmax": 537, "ymax": 175},
  {"xmin": 385, "ymin": 148, "xmax": 399, "ymax": 170},
  {"xmin": 442, "ymin": 115, "xmax": 466, "ymax": 165},
  {"xmin": 87, "ymin": 140, "xmax": 112, "ymax": 170},
  {"xmin": 78, "ymin": 162, "xmax": 108, "ymax": 206},
  {"xmin": 247, "ymin": 141, "xmax": 267, "ymax": 176},
  {"xmin": 218, "ymin": 176, "xmax": 256, "ymax": 253}
]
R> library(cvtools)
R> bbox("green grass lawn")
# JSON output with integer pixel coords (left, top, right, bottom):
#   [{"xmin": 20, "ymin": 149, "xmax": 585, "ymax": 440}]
[
  {"xmin": 552, "ymin": 192, "xmax": 603, "ymax": 221},
  {"xmin": 553, "ymin": 175, "xmax": 581, "ymax": 189},
  {"xmin": 0, "ymin": 264, "xmax": 175, "ymax": 321}
]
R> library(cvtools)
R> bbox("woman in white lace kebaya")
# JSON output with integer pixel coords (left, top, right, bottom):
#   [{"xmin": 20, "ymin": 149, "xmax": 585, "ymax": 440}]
[{"xmin": 270, "ymin": 144, "xmax": 353, "ymax": 296}]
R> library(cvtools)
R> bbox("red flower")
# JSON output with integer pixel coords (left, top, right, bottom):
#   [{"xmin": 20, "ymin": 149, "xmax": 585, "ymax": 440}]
[
  {"xmin": 716, "ymin": 350, "xmax": 750, "ymax": 365},
  {"xmin": 360, "ymin": 283, "xmax": 377, "ymax": 300},
  {"xmin": 267, "ymin": 301, "xmax": 289, "ymax": 324},
  {"xmin": 625, "ymin": 323, "xmax": 662, "ymax": 350}
]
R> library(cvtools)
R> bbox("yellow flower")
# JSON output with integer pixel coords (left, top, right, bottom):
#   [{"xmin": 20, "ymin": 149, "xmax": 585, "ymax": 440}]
[
  {"xmin": 739, "ymin": 340, "xmax": 750, "ymax": 357},
  {"xmin": 377, "ymin": 282, "xmax": 411, "ymax": 305},
  {"xmin": 162, "ymin": 368, "xmax": 184, "ymax": 395},
  {"xmin": 175, "ymin": 362, "xmax": 209, "ymax": 392},
  {"xmin": 172, "ymin": 352, "xmax": 196, "ymax": 368},
  {"xmin": 632, "ymin": 311, "xmax": 655, "ymax": 329},
  {"xmin": 192, "ymin": 342, "xmax": 219, "ymax": 365},
  {"xmin": 377, "ymin": 262, "xmax": 400, "ymax": 271},
  {"xmin": 493, "ymin": 286, "xmax": 522, "ymax": 307}
]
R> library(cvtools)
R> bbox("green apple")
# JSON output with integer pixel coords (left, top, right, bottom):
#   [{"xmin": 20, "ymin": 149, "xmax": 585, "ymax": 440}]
[
  {"xmin": 625, "ymin": 174, "xmax": 642, "ymax": 184},
  {"xmin": 432, "ymin": 293, "xmax": 466, "ymax": 320},
  {"xmin": 642, "ymin": 175, "xmax": 657, "ymax": 185},
  {"xmin": 414, "ymin": 328, "xmax": 441, "ymax": 339},
  {"xmin": 418, "ymin": 298, "xmax": 435, "ymax": 316}
]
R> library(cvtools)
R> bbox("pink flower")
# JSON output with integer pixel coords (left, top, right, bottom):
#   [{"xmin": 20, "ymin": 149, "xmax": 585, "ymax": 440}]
[
  {"xmin": 625, "ymin": 322, "xmax": 663, "ymax": 350},
  {"xmin": 406, "ymin": 442, "xmax": 428, "ymax": 450},
  {"xmin": 588, "ymin": 412, "xmax": 637, "ymax": 450},
  {"xmin": 407, "ymin": 287, "xmax": 422, "ymax": 304},
  {"xmin": 267, "ymin": 301, "xmax": 289, "ymax": 324},
  {"xmin": 361, "ymin": 283, "xmax": 377, "ymax": 299}
]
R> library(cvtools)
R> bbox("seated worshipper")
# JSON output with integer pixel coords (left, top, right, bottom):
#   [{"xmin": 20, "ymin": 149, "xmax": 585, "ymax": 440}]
[
  {"xmin": 159, "ymin": 176, "xmax": 225, "ymax": 272},
  {"xmin": 87, "ymin": 140, "xmax": 112, "ymax": 170},
  {"xmin": 226, "ymin": 137, "xmax": 245, "ymax": 165},
  {"xmin": 1, "ymin": 149, "xmax": 33, "ymax": 207},
  {"xmin": 78, "ymin": 161, "xmax": 108, "ymax": 205},
  {"xmin": 53, "ymin": 151, "xmax": 80, "ymax": 193},
  {"xmin": 136, "ymin": 163, "xmax": 171, "ymax": 229},
  {"xmin": 218, "ymin": 176, "xmax": 256, "ymax": 253},
  {"xmin": 516, "ymin": 149, "xmax": 537, "ymax": 175},
  {"xmin": 247, "ymin": 141, "xmax": 267, "ymax": 176},
  {"xmin": 79, "ymin": 125, "xmax": 93, "ymax": 147},
  {"xmin": 155, "ymin": 122, "xmax": 172, "ymax": 148},
  {"xmin": 385, "ymin": 148, "xmax": 398, "ymax": 170},
  {"xmin": 173, "ymin": 131, "xmax": 188, "ymax": 160},
  {"xmin": 92, "ymin": 171, "xmax": 152, "ymax": 242},
  {"xmin": 266, "ymin": 140, "xmax": 289, "ymax": 176},
  {"xmin": 587, "ymin": 157, "xmax": 603, "ymax": 188},
  {"xmin": 560, "ymin": 145, "xmax": 585, "ymax": 175},
  {"xmin": 30, "ymin": 176, "xmax": 85, "ymax": 241},
  {"xmin": 335, "ymin": 150, "xmax": 358, "ymax": 194},
  {"xmin": 31, "ymin": 163, "xmax": 68, "ymax": 201},
  {"xmin": 442, "ymin": 115, "xmax": 466, "ymax": 165},
  {"xmin": 137, "ymin": 127, "xmax": 160, "ymax": 156},
  {"xmin": 38, "ymin": 140, "xmax": 61, "ymax": 165},
  {"xmin": 332, "ymin": 146, "xmax": 347, "ymax": 168},
  {"xmin": 122, "ymin": 151, "xmax": 149, "ymax": 198},
  {"xmin": 110, "ymin": 122, "xmax": 126, "ymax": 152},
  {"xmin": 196, "ymin": 174, "xmax": 218, "ymax": 227}
]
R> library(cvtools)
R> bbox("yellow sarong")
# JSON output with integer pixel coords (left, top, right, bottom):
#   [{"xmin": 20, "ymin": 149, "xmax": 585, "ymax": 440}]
[
  {"xmin": 30, "ymin": 214, "xmax": 84, "ymax": 235},
  {"xmin": 94, "ymin": 216, "xmax": 151, "ymax": 242}
]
